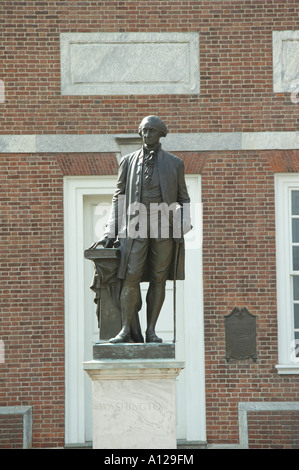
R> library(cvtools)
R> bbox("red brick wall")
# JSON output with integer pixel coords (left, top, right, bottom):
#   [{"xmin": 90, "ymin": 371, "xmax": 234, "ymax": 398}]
[
  {"xmin": 201, "ymin": 150, "xmax": 299, "ymax": 446},
  {"xmin": 247, "ymin": 411, "xmax": 299, "ymax": 449},
  {"xmin": 0, "ymin": 415, "xmax": 23, "ymax": 449},
  {"xmin": 0, "ymin": 0, "xmax": 298, "ymax": 134},
  {"xmin": 0, "ymin": 154, "xmax": 65, "ymax": 448}
]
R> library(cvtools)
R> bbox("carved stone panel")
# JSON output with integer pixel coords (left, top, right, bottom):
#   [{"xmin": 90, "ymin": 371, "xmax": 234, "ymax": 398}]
[
  {"xmin": 60, "ymin": 32, "xmax": 200, "ymax": 95},
  {"xmin": 273, "ymin": 30, "xmax": 299, "ymax": 92}
]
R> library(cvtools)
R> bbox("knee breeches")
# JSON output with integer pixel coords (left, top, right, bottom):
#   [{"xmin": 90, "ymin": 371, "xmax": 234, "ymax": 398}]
[{"xmin": 124, "ymin": 238, "xmax": 174, "ymax": 285}]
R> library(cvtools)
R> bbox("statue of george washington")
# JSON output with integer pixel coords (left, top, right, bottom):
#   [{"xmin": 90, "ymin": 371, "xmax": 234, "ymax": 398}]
[{"xmin": 90, "ymin": 116, "xmax": 192, "ymax": 343}]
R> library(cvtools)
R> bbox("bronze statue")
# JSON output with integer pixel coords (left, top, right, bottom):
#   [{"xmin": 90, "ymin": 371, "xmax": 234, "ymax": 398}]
[{"xmin": 90, "ymin": 116, "xmax": 191, "ymax": 343}]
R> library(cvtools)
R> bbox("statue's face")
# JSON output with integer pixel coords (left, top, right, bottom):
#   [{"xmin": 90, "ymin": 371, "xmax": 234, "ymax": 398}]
[{"xmin": 140, "ymin": 123, "xmax": 161, "ymax": 149}]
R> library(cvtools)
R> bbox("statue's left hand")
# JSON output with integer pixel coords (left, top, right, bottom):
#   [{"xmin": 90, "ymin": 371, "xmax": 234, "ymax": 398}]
[{"xmin": 88, "ymin": 237, "xmax": 116, "ymax": 249}]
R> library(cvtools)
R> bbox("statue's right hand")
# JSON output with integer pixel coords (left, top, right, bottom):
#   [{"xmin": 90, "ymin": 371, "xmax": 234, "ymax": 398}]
[{"xmin": 88, "ymin": 237, "xmax": 116, "ymax": 249}]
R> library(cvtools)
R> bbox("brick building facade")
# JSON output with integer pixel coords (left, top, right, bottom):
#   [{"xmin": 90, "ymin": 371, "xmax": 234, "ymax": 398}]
[{"xmin": 1, "ymin": 1, "xmax": 299, "ymax": 448}]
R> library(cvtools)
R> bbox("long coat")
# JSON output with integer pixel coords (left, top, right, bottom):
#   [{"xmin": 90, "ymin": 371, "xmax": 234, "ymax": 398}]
[{"xmin": 105, "ymin": 146, "xmax": 191, "ymax": 281}]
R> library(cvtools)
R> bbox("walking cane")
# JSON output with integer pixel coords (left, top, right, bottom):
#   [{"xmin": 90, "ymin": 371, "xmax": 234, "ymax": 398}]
[{"xmin": 173, "ymin": 238, "xmax": 181, "ymax": 343}]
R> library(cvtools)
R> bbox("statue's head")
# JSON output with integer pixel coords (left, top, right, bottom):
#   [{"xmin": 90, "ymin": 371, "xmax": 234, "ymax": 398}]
[{"xmin": 138, "ymin": 115, "xmax": 168, "ymax": 138}]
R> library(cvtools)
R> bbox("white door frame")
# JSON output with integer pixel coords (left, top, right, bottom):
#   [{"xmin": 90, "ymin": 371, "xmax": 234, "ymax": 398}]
[
  {"xmin": 64, "ymin": 176, "xmax": 117, "ymax": 445},
  {"xmin": 183, "ymin": 175, "xmax": 206, "ymax": 443},
  {"xmin": 64, "ymin": 175, "xmax": 205, "ymax": 445}
]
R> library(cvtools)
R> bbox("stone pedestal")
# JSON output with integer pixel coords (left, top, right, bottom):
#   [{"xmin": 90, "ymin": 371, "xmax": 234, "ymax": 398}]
[
  {"xmin": 83, "ymin": 359, "xmax": 184, "ymax": 449},
  {"xmin": 93, "ymin": 342, "xmax": 175, "ymax": 360}
]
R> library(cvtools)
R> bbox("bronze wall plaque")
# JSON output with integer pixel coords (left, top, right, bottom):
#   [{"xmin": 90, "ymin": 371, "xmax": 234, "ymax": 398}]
[{"xmin": 225, "ymin": 307, "xmax": 257, "ymax": 362}]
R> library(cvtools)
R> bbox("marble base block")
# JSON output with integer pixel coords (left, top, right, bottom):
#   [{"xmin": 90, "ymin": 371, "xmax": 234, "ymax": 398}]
[{"xmin": 83, "ymin": 359, "xmax": 184, "ymax": 449}]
